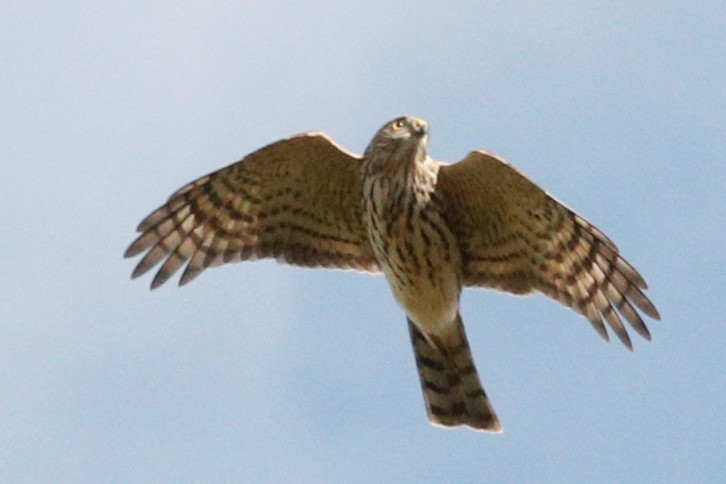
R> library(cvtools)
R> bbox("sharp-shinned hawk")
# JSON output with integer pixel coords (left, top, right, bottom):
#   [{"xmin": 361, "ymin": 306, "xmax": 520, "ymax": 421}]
[{"xmin": 125, "ymin": 116, "xmax": 660, "ymax": 432}]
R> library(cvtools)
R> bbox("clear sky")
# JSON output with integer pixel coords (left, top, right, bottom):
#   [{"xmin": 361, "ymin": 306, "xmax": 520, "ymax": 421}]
[{"xmin": 2, "ymin": 1, "xmax": 724, "ymax": 482}]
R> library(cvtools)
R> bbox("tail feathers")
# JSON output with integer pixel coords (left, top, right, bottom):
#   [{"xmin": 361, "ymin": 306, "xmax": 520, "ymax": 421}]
[{"xmin": 408, "ymin": 315, "xmax": 502, "ymax": 433}]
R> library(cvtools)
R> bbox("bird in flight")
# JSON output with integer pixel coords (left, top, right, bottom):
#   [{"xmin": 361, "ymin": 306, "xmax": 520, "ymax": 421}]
[{"xmin": 125, "ymin": 115, "xmax": 660, "ymax": 433}]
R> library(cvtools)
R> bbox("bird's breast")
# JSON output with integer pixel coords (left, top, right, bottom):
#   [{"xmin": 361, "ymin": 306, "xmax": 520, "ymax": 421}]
[{"xmin": 363, "ymin": 179, "xmax": 462, "ymax": 333}]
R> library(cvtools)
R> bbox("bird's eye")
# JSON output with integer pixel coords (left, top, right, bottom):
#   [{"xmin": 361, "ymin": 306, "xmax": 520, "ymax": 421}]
[{"xmin": 393, "ymin": 119, "xmax": 405, "ymax": 129}]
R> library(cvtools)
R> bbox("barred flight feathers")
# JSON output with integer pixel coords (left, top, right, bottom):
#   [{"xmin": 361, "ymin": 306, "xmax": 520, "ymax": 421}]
[
  {"xmin": 437, "ymin": 150, "xmax": 660, "ymax": 350},
  {"xmin": 125, "ymin": 133, "xmax": 379, "ymax": 289}
]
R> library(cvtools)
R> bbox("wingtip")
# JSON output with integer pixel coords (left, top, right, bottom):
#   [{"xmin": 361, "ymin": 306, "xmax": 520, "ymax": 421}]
[
  {"xmin": 130, "ymin": 263, "xmax": 148, "ymax": 280},
  {"xmin": 178, "ymin": 264, "xmax": 202, "ymax": 287},
  {"xmin": 615, "ymin": 329, "xmax": 634, "ymax": 351},
  {"xmin": 650, "ymin": 307, "xmax": 662, "ymax": 321},
  {"xmin": 124, "ymin": 243, "xmax": 141, "ymax": 259},
  {"xmin": 150, "ymin": 271, "xmax": 170, "ymax": 290}
]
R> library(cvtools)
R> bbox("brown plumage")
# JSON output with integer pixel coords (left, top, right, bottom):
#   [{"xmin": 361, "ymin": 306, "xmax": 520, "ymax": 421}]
[
  {"xmin": 408, "ymin": 316, "xmax": 501, "ymax": 431},
  {"xmin": 125, "ymin": 115, "xmax": 660, "ymax": 432}
]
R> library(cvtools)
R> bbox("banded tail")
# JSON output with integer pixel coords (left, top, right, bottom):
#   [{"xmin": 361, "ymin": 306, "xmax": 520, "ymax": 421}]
[{"xmin": 408, "ymin": 315, "xmax": 502, "ymax": 432}]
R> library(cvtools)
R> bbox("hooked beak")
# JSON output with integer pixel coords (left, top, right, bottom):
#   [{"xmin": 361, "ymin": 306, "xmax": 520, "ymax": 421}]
[{"xmin": 412, "ymin": 119, "xmax": 429, "ymax": 138}]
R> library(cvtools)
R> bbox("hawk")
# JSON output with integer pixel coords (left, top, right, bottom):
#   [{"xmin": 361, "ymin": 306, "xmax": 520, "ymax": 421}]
[{"xmin": 125, "ymin": 116, "xmax": 660, "ymax": 432}]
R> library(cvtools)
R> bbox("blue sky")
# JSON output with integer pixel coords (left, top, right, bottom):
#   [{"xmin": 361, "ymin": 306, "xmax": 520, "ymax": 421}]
[{"xmin": 2, "ymin": 1, "xmax": 724, "ymax": 482}]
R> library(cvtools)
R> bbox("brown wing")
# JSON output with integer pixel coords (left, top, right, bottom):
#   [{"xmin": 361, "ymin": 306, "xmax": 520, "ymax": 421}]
[
  {"xmin": 436, "ymin": 150, "xmax": 660, "ymax": 349},
  {"xmin": 125, "ymin": 132, "xmax": 379, "ymax": 289}
]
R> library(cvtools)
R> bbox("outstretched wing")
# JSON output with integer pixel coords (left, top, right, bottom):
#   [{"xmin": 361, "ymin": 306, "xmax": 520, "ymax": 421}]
[
  {"xmin": 436, "ymin": 150, "xmax": 660, "ymax": 349},
  {"xmin": 125, "ymin": 132, "xmax": 379, "ymax": 289}
]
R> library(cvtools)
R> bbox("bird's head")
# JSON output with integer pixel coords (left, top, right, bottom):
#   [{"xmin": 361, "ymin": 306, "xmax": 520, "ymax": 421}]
[{"xmin": 363, "ymin": 116, "xmax": 429, "ymax": 173}]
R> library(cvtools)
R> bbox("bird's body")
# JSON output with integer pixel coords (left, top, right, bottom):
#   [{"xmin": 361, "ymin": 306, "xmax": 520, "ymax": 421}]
[
  {"xmin": 360, "ymin": 119, "xmax": 499, "ymax": 429},
  {"xmin": 125, "ymin": 115, "xmax": 660, "ymax": 432},
  {"xmin": 362, "ymin": 124, "xmax": 460, "ymax": 335},
  {"xmin": 365, "ymin": 174, "xmax": 463, "ymax": 335}
]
